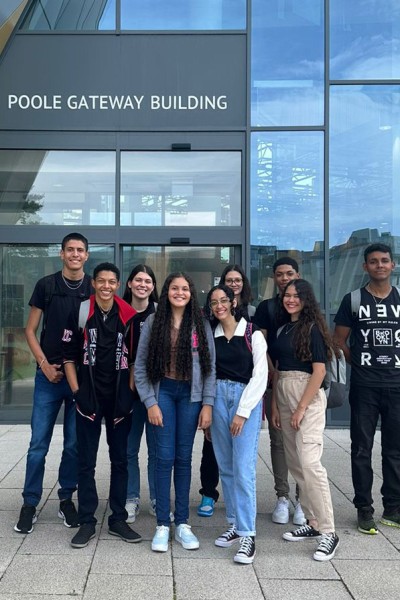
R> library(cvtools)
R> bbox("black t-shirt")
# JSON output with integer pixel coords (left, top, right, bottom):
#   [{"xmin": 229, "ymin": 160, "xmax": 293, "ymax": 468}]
[
  {"xmin": 131, "ymin": 301, "xmax": 157, "ymax": 361},
  {"xmin": 29, "ymin": 271, "xmax": 91, "ymax": 364},
  {"xmin": 215, "ymin": 325, "xmax": 260, "ymax": 384},
  {"xmin": 93, "ymin": 302, "xmax": 119, "ymax": 403},
  {"xmin": 334, "ymin": 287, "xmax": 400, "ymax": 386},
  {"xmin": 271, "ymin": 322, "xmax": 327, "ymax": 374},
  {"xmin": 253, "ymin": 295, "xmax": 289, "ymax": 362}
]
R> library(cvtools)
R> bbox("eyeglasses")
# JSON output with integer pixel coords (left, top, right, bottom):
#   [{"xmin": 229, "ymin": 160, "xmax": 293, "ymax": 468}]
[
  {"xmin": 225, "ymin": 278, "xmax": 243, "ymax": 285},
  {"xmin": 210, "ymin": 297, "xmax": 230, "ymax": 308}
]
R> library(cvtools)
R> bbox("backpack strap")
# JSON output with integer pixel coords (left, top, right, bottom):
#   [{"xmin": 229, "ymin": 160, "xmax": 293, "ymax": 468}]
[
  {"xmin": 42, "ymin": 274, "xmax": 56, "ymax": 330},
  {"xmin": 78, "ymin": 299, "xmax": 90, "ymax": 330},
  {"xmin": 350, "ymin": 288, "xmax": 361, "ymax": 317},
  {"xmin": 244, "ymin": 321, "xmax": 253, "ymax": 353},
  {"xmin": 276, "ymin": 325, "xmax": 285, "ymax": 338}
]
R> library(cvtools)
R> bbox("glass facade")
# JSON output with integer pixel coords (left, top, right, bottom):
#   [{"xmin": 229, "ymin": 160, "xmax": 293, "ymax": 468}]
[
  {"xmin": 120, "ymin": 151, "xmax": 241, "ymax": 227},
  {"xmin": 2, "ymin": 0, "xmax": 400, "ymax": 424},
  {"xmin": 0, "ymin": 150, "xmax": 116, "ymax": 226}
]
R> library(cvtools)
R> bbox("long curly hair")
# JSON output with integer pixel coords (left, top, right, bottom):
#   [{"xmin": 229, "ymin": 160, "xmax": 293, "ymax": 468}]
[
  {"xmin": 146, "ymin": 272, "xmax": 212, "ymax": 383},
  {"xmin": 123, "ymin": 264, "xmax": 159, "ymax": 304},
  {"xmin": 280, "ymin": 279, "xmax": 334, "ymax": 361}
]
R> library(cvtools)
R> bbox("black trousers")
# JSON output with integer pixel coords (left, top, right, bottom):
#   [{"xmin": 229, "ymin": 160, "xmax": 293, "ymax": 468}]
[
  {"xmin": 199, "ymin": 436, "xmax": 220, "ymax": 501},
  {"xmin": 76, "ymin": 407, "xmax": 132, "ymax": 526},
  {"xmin": 350, "ymin": 383, "xmax": 400, "ymax": 513}
]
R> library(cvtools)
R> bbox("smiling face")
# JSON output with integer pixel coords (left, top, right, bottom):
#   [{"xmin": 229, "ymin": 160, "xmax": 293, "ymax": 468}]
[
  {"xmin": 128, "ymin": 271, "xmax": 154, "ymax": 302},
  {"xmin": 168, "ymin": 276, "xmax": 191, "ymax": 310},
  {"xmin": 363, "ymin": 251, "xmax": 395, "ymax": 284},
  {"xmin": 60, "ymin": 239, "xmax": 89, "ymax": 276},
  {"xmin": 282, "ymin": 284, "xmax": 304, "ymax": 321},
  {"xmin": 210, "ymin": 288, "xmax": 236, "ymax": 322},
  {"xmin": 274, "ymin": 264, "xmax": 300, "ymax": 295},
  {"xmin": 224, "ymin": 270, "xmax": 243, "ymax": 298},
  {"xmin": 92, "ymin": 270, "xmax": 120, "ymax": 307}
]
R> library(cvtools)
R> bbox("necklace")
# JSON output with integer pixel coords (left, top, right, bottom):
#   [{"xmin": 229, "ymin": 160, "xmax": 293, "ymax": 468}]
[
  {"xmin": 284, "ymin": 321, "xmax": 298, "ymax": 335},
  {"xmin": 366, "ymin": 284, "xmax": 392, "ymax": 306},
  {"xmin": 99, "ymin": 305, "xmax": 112, "ymax": 321},
  {"xmin": 62, "ymin": 272, "xmax": 84, "ymax": 290}
]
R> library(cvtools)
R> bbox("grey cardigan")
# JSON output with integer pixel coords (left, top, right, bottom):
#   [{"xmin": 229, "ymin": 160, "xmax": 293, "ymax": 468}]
[{"xmin": 134, "ymin": 314, "xmax": 216, "ymax": 409}]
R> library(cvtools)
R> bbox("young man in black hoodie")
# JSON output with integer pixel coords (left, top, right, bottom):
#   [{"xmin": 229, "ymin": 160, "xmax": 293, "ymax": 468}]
[{"xmin": 63, "ymin": 262, "xmax": 142, "ymax": 548}]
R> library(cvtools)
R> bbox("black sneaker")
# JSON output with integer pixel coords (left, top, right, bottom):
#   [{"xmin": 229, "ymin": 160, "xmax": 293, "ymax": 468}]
[
  {"xmin": 381, "ymin": 509, "xmax": 400, "ymax": 529},
  {"xmin": 71, "ymin": 523, "xmax": 96, "ymax": 548},
  {"xmin": 215, "ymin": 525, "xmax": 241, "ymax": 547},
  {"xmin": 58, "ymin": 499, "xmax": 79, "ymax": 528},
  {"xmin": 357, "ymin": 506, "xmax": 378, "ymax": 534},
  {"xmin": 313, "ymin": 532, "xmax": 339, "ymax": 561},
  {"xmin": 108, "ymin": 520, "xmax": 142, "ymax": 543},
  {"xmin": 234, "ymin": 536, "xmax": 256, "ymax": 564},
  {"xmin": 14, "ymin": 504, "xmax": 37, "ymax": 534},
  {"xmin": 283, "ymin": 522, "xmax": 321, "ymax": 541}
]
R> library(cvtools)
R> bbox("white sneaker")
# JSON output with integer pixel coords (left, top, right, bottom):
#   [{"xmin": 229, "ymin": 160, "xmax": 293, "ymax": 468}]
[
  {"xmin": 293, "ymin": 502, "xmax": 306, "ymax": 526},
  {"xmin": 175, "ymin": 524, "xmax": 199, "ymax": 550},
  {"xmin": 125, "ymin": 498, "xmax": 140, "ymax": 524},
  {"xmin": 151, "ymin": 525, "xmax": 170, "ymax": 552},
  {"xmin": 272, "ymin": 496, "xmax": 290, "ymax": 524}
]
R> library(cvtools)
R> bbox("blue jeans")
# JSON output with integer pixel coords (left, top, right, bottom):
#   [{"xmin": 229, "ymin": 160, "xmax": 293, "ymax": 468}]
[
  {"xmin": 76, "ymin": 408, "xmax": 132, "ymax": 526},
  {"xmin": 153, "ymin": 377, "xmax": 201, "ymax": 526},
  {"xmin": 211, "ymin": 379, "xmax": 262, "ymax": 537},
  {"xmin": 23, "ymin": 369, "xmax": 78, "ymax": 507},
  {"xmin": 127, "ymin": 399, "xmax": 156, "ymax": 501}
]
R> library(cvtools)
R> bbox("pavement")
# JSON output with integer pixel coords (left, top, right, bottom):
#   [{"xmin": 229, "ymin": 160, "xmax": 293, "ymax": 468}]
[{"xmin": 0, "ymin": 425, "xmax": 399, "ymax": 600}]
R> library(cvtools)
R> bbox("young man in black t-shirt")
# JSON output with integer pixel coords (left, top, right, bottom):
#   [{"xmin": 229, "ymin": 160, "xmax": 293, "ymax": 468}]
[
  {"xmin": 63, "ymin": 263, "xmax": 142, "ymax": 548},
  {"xmin": 14, "ymin": 233, "xmax": 91, "ymax": 535},
  {"xmin": 253, "ymin": 257, "xmax": 305, "ymax": 526},
  {"xmin": 335, "ymin": 243, "xmax": 400, "ymax": 534}
]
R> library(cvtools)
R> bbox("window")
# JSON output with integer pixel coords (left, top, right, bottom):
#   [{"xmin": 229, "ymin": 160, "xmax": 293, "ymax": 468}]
[
  {"xmin": 20, "ymin": 0, "xmax": 115, "ymax": 30},
  {"xmin": 0, "ymin": 150, "xmax": 115, "ymax": 226}
]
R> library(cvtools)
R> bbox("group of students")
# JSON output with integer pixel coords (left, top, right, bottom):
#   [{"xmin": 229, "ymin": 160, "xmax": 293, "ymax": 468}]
[{"xmin": 14, "ymin": 232, "xmax": 340, "ymax": 565}]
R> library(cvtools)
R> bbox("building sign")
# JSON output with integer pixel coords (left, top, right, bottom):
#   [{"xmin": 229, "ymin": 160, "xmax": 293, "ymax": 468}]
[{"xmin": 0, "ymin": 34, "xmax": 245, "ymax": 130}]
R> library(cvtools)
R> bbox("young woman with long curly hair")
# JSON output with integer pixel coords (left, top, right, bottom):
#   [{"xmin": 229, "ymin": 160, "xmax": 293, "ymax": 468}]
[
  {"xmin": 134, "ymin": 272, "xmax": 215, "ymax": 553},
  {"xmin": 271, "ymin": 279, "xmax": 339, "ymax": 561}
]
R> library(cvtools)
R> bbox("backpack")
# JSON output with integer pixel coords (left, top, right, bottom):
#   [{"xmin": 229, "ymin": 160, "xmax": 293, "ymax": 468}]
[
  {"xmin": 351, "ymin": 286, "xmax": 400, "ymax": 316},
  {"xmin": 276, "ymin": 324, "xmax": 347, "ymax": 409},
  {"xmin": 244, "ymin": 321, "xmax": 253, "ymax": 353}
]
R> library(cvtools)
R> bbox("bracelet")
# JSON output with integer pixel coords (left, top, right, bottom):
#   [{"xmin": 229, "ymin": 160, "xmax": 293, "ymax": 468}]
[{"xmin": 38, "ymin": 358, "xmax": 47, "ymax": 369}]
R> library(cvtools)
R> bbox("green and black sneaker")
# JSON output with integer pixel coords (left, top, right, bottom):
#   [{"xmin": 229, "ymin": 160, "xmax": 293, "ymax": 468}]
[
  {"xmin": 357, "ymin": 507, "xmax": 378, "ymax": 535},
  {"xmin": 380, "ymin": 509, "xmax": 400, "ymax": 529}
]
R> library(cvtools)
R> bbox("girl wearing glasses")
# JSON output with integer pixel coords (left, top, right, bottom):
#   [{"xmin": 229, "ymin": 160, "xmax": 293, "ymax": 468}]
[
  {"xmin": 220, "ymin": 264, "xmax": 255, "ymax": 321},
  {"xmin": 197, "ymin": 264, "xmax": 255, "ymax": 518},
  {"xmin": 204, "ymin": 284, "xmax": 267, "ymax": 564},
  {"xmin": 134, "ymin": 273, "xmax": 215, "ymax": 553}
]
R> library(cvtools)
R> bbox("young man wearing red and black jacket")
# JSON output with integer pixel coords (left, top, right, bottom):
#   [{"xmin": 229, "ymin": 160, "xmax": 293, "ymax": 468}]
[{"xmin": 62, "ymin": 262, "xmax": 142, "ymax": 548}]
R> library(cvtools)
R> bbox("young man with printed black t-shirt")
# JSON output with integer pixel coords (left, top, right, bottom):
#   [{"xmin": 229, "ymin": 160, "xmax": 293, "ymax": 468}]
[
  {"xmin": 63, "ymin": 263, "xmax": 142, "ymax": 548},
  {"xmin": 14, "ymin": 233, "xmax": 91, "ymax": 535},
  {"xmin": 334, "ymin": 243, "xmax": 400, "ymax": 534},
  {"xmin": 253, "ymin": 258, "xmax": 305, "ymax": 526}
]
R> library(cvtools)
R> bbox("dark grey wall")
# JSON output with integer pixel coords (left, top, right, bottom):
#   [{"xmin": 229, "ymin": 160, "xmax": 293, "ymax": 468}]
[{"xmin": 0, "ymin": 33, "xmax": 246, "ymax": 131}]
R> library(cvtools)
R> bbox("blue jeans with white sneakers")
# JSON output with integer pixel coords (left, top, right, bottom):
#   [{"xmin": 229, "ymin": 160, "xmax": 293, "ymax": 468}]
[{"xmin": 211, "ymin": 379, "xmax": 262, "ymax": 537}]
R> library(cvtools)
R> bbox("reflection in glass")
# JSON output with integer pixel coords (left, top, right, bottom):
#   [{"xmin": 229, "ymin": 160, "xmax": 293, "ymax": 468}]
[
  {"xmin": 329, "ymin": 85, "xmax": 400, "ymax": 309},
  {"xmin": 251, "ymin": 0, "xmax": 324, "ymax": 126},
  {"xmin": 121, "ymin": 245, "xmax": 235, "ymax": 308},
  {"xmin": 250, "ymin": 131, "xmax": 324, "ymax": 304},
  {"xmin": 120, "ymin": 152, "xmax": 241, "ymax": 227},
  {"xmin": 0, "ymin": 150, "xmax": 115, "ymax": 226},
  {"xmin": 0, "ymin": 244, "xmax": 114, "ymax": 422},
  {"xmin": 121, "ymin": 0, "xmax": 245, "ymax": 30},
  {"xmin": 20, "ymin": 0, "xmax": 115, "ymax": 30},
  {"xmin": 330, "ymin": 0, "xmax": 400, "ymax": 80}
]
